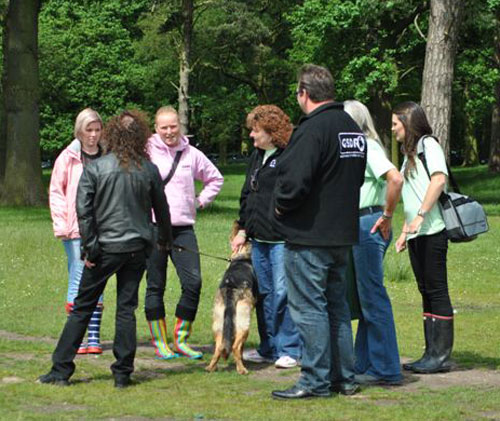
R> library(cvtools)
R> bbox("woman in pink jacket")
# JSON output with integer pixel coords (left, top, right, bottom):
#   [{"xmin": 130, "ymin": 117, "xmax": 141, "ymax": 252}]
[
  {"xmin": 49, "ymin": 108, "xmax": 104, "ymax": 354},
  {"xmin": 145, "ymin": 106, "xmax": 224, "ymax": 360}
]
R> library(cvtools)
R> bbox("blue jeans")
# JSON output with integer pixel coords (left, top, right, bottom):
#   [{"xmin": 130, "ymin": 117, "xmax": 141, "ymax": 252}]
[
  {"xmin": 352, "ymin": 212, "xmax": 401, "ymax": 381},
  {"xmin": 251, "ymin": 241, "xmax": 301, "ymax": 360},
  {"xmin": 63, "ymin": 239, "xmax": 103, "ymax": 304},
  {"xmin": 285, "ymin": 244, "xmax": 355, "ymax": 396}
]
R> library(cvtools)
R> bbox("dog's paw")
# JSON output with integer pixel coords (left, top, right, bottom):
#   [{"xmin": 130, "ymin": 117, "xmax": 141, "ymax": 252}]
[
  {"xmin": 205, "ymin": 365, "xmax": 216, "ymax": 373},
  {"xmin": 236, "ymin": 366, "xmax": 249, "ymax": 375}
]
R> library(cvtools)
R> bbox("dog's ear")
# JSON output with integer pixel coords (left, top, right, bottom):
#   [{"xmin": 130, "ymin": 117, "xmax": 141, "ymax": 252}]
[{"xmin": 230, "ymin": 220, "xmax": 242, "ymax": 242}]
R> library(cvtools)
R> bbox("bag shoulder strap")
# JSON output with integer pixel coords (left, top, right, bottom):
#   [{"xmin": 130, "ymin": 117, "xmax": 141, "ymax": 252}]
[
  {"xmin": 417, "ymin": 136, "xmax": 461, "ymax": 194},
  {"xmin": 162, "ymin": 150, "xmax": 183, "ymax": 187}
]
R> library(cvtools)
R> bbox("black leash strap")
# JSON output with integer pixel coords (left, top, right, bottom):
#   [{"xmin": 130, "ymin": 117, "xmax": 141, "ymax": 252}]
[
  {"xmin": 162, "ymin": 151, "xmax": 183, "ymax": 187},
  {"xmin": 172, "ymin": 243, "xmax": 231, "ymax": 262},
  {"xmin": 419, "ymin": 136, "xmax": 461, "ymax": 194}
]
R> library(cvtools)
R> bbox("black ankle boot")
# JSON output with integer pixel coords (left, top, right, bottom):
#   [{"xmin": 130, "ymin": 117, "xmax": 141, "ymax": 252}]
[
  {"xmin": 403, "ymin": 315, "xmax": 432, "ymax": 371},
  {"xmin": 412, "ymin": 317, "xmax": 453, "ymax": 374}
]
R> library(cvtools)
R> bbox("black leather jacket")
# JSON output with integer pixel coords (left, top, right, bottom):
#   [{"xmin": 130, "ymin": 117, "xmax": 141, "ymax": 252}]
[{"xmin": 76, "ymin": 153, "xmax": 173, "ymax": 262}]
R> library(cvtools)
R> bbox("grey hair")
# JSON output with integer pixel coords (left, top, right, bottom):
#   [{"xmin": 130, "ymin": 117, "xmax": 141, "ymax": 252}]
[{"xmin": 343, "ymin": 100, "xmax": 382, "ymax": 143}]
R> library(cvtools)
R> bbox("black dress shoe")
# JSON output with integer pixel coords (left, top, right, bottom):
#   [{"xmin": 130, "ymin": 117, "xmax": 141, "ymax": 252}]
[
  {"xmin": 354, "ymin": 374, "xmax": 402, "ymax": 386},
  {"xmin": 37, "ymin": 372, "xmax": 70, "ymax": 386},
  {"xmin": 114, "ymin": 377, "xmax": 131, "ymax": 389},
  {"xmin": 331, "ymin": 382, "xmax": 359, "ymax": 396},
  {"xmin": 272, "ymin": 385, "xmax": 319, "ymax": 400}
]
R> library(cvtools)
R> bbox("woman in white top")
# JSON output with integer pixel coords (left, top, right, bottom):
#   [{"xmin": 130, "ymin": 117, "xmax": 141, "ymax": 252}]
[
  {"xmin": 344, "ymin": 100, "xmax": 403, "ymax": 385},
  {"xmin": 393, "ymin": 101, "xmax": 453, "ymax": 374}
]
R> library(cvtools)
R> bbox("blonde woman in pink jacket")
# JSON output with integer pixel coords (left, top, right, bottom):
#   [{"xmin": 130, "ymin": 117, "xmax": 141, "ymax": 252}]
[
  {"xmin": 49, "ymin": 108, "xmax": 104, "ymax": 354},
  {"xmin": 145, "ymin": 106, "xmax": 224, "ymax": 360}
]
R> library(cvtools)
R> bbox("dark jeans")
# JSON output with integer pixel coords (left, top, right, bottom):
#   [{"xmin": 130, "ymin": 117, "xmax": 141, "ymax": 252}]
[
  {"xmin": 285, "ymin": 244, "xmax": 355, "ymax": 396},
  {"xmin": 408, "ymin": 230, "xmax": 452, "ymax": 317},
  {"xmin": 50, "ymin": 250, "xmax": 146, "ymax": 380},
  {"xmin": 145, "ymin": 225, "xmax": 201, "ymax": 322}
]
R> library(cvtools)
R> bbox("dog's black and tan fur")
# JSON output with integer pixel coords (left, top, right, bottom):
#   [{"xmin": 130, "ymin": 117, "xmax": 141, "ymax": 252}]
[{"xmin": 205, "ymin": 223, "xmax": 257, "ymax": 375}]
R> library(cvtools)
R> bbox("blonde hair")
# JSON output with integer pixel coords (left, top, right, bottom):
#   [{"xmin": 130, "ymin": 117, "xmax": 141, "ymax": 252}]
[
  {"xmin": 344, "ymin": 100, "xmax": 382, "ymax": 142},
  {"xmin": 74, "ymin": 108, "xmax": 103, "ymax": 139},
  {"xmin": 155, "ymin": 106, "xmax": 178, "ymax": 122}
]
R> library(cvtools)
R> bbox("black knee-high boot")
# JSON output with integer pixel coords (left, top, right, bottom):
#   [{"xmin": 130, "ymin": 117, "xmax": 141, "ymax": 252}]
[
  {"xmin": 412, "ymin": 317, "xmax": 453, "ymax": 374},
  {"xmin": 403, "ymin": 314, "xmax": 432, "ymax": 371}
]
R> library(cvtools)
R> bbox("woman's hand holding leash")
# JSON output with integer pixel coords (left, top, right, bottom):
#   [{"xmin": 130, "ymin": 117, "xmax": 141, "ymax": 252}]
[{"xmin": 231, "ymin": 232, "xmax": 246, "ymax": 254}]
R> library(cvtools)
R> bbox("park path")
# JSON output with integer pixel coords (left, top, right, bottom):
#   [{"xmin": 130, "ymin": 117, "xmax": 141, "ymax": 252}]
[{"xmin": 1, "ymin": 328, "xmax": 499, "ymax": 393}]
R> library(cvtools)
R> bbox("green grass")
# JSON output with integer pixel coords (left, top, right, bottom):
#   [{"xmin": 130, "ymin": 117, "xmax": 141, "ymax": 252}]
[{"xmin": 0, "ymin": 164, "xmax": 499, "ymax": 420}]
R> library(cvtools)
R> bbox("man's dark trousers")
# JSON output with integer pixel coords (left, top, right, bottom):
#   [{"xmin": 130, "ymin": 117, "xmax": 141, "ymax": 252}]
[{"xmin": 50, "ymin": 250, "xmax": 146, "ymax": 381}]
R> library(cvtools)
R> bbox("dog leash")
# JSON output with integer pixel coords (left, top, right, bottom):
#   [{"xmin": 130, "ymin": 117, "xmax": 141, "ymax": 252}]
[{"xmin": 172, "ymin": 243, "xmax": 231, "ymax": 262}]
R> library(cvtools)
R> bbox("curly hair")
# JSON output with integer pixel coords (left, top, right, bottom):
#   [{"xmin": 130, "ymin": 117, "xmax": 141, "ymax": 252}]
[
  {"xmin": 103, "ymin": 110, "xmax": 151, "ymax": 169},
  {"xmin": 246, "ymin": 105, "xmax": 293, "ymax": 149}
]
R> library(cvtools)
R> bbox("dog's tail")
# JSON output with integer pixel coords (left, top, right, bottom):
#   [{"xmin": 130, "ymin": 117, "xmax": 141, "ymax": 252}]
[{"xmin": 222, "ymin": 284, "xmax": 235, "ymax": 357}]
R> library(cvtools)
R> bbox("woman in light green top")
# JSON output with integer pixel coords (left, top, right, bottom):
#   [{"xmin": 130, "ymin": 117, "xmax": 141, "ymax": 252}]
[
  {"xmin": 393, "ymin": 101, "xmax": 453, "ymax": 375},
  {"xmin": 344, "ymin": 100, "xmax": 403, "ymax": 385}
]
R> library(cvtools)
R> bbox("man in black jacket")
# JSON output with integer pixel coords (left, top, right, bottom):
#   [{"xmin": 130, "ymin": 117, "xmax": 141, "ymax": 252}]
[
  {"xmin": 271, "ymin": 65, "xmax": 366, "ymax": 400},
  {"xmin": 38, "ymin": 110, "xmax": 173, "ymax": 389}
]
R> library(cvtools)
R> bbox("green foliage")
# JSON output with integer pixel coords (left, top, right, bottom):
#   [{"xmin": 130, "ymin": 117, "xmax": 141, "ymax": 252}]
[
  {"xmin": 450, "ymin": 1, "xmax": 500, "ymax": 160},
  {"xmin": 1, "ymin": 0, "xmax": 497, "ymax": 162},
  {"xmin": 38, "ymin": 0, "xmax": 150, "ymax": 154},
  {"xmin": 286, "ymin": 0, "xmax": 426, "ymax": 102}
]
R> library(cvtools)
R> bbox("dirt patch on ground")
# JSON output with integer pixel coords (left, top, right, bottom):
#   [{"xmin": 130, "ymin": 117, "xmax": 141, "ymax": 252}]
[{"xmin": 1, "ymin": 329, "xmax": 499, "ymax": 392}]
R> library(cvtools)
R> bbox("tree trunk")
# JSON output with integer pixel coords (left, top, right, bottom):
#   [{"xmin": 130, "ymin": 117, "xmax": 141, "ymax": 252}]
[
  {"xmin": 489, "ymin": 93, "xmax": 500, "ymax": 173},
  {"xmin": 178, "ymin": 0, "xmax": 193, "ymax": 135},
  {"xmin": 0, "ymin": 0, "xmax": 45, "ymax": 205},
  {"xmin": 421, "ymin": 0, "xmax": 464, "ymax": 161},
  {"xmin": 489, "ymin": 9, "xmax": 500, "ymax": 173},
  {"xmin": 462, "ymin": 86, "xmax": 479, "ymax": 166}
]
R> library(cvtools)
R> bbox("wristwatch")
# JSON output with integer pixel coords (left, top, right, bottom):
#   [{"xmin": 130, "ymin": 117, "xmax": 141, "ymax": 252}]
[{"xmin": 417, "ymin": 209, "xmax": 427, "ymax": 218}]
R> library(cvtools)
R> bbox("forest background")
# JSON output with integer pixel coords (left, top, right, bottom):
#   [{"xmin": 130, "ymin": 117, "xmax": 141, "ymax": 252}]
[{"xmin": 0, "ymin": 0, "xmax": 499, "ymax": 206}]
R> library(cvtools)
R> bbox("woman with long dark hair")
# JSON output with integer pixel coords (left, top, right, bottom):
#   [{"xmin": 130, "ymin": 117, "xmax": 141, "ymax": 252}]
[{"xmin": 393, "ymin": 101, "xmax": 453, "ymax": 374}]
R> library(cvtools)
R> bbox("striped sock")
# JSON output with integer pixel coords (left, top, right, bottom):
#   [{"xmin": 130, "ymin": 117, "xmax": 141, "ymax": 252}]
[{"xmin": 87, "ymin": 304, "xmax": 103, "ymax": 353}]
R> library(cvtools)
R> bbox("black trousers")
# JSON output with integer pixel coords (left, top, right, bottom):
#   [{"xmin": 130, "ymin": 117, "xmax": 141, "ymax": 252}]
[
  {"xmin": 145, "ymin": 225, "xmax": 201, "ymax": 322},
  {"xmin": 408, "ymin": 230, "xmax": 453, "ymax": 317},
  {"xmin": 50, "ymin": 250, "xmax": 146, "ymax": 380}
]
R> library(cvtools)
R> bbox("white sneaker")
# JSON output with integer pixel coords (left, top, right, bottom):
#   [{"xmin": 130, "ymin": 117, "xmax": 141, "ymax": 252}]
[
  {"xmin": 275, "ymin": 356, "xmax": 298, "ymax": 369},
  {"xmin": 242, "ymin": 349, "xmax": 274, "ymax": 363}
]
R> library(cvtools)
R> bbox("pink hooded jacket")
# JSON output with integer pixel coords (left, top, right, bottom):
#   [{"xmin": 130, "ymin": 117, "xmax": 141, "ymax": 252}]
[
  {"xmin": 49, "ymin": 139, "xmax": 83, "ymax": 239},
  {"xmin": 147, "ymin": 133, "xmax": 223, "ymax": 226}
]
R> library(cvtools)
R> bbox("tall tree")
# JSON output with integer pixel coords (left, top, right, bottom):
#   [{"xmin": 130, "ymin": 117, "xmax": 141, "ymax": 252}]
[
  {"xmin": 0, "ymin": 0, "xmax": 45, "ymax": 205},
  {"xmin": 490, "ymin": 3, "xmax": 500, "ymax": 173},
  {"xmin": 421, "ymin": 0, "xmax": 464, "ymax": 159},
  {"xmin": 178, "ymin": 0, "xmax": 193, "ymax": 134}
]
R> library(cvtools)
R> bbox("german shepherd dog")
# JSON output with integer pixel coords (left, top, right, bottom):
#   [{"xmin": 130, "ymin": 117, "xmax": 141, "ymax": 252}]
[{"xmin": 205, "ymin": 223, "xmax": 257, "ymax": 375}]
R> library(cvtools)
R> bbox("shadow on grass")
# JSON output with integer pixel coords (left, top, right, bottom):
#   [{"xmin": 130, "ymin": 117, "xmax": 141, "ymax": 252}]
[{"xmin": 452, "ymin": 351, "xmax": 500, "ymax": 370}]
